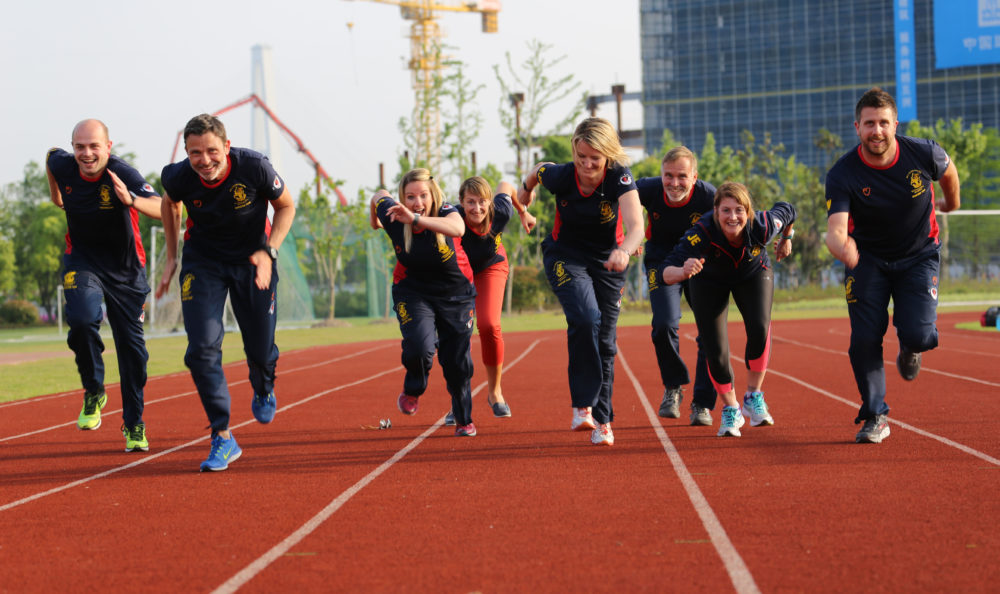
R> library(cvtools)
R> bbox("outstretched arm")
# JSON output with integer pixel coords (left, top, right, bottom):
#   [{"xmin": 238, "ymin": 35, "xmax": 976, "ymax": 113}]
[{"xmin": 825, "ymin": 212, "xmax": 858, "ymax": 269}]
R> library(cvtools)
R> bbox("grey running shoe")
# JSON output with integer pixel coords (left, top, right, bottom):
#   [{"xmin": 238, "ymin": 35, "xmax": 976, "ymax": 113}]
[
  {"xmin": 689, "ymin": 404, "xmax": 712, "ymax": 426},
  {"xmin": 855, "ymin": 414, "xmax": 890, "ymax": 443},
  {"xmin": 896, "ymin": 348, "xmax": 921, "ymax": 381},
  {"xmin": 658, "ymin": 387, "xmax": 683, "ymax": 418}
]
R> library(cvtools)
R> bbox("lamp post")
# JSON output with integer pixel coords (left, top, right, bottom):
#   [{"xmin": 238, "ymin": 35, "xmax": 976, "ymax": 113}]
[
  {"xmin": 509, "ymin": 92, "xmax": 525, "ymax": 175},
  {"xmin": 149, "ymin": 226, "xmax": 162, "ymax": 329}
]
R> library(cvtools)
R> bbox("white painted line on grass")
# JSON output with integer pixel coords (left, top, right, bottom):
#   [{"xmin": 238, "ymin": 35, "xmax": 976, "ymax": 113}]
[
  {"xmin": 211, "ymin": 339, "xmax": 543, "ymax": 594},
  {"xmin": 617, "ymin": 346, "xmax": 762, "ymax": 594}
]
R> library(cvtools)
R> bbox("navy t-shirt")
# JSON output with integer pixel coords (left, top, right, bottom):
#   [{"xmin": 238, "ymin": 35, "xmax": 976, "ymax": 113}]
[
  {"xmin": 537, "ymin": 162, "xmax": 637, "ymax": 258},
  {"xmin": 47, "ymin": 148, "xmax": 159, "ymax": 284},
  {"xmin": 663, "ymin": 202, "xmax": 797, "ymax": 285},
  {"xmin": 636, "ymin": 176, "xmax": 716, "ymax": 267},
  {"xmin": 375, "ymin": 196, "xmax": 475, "ymax": 298},
  {"xmin": 461, "ymin": 192, "xmax": 512, "ymax": 274},
  {"xmin": 161, "ymin": 147, "xmax": 285, "ymax": 262},
  {"xmin": 826, "ymin": 135, "xmax": 950, "ymax": 260}
]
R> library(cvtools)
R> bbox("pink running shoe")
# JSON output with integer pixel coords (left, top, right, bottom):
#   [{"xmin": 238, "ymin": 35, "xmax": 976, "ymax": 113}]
[
  {"xmin": 455, "ymin": 423, "xmax": 477, "ymax": 437},
  {"xmin": 397, "ymin": 393, "xmax": 419, "ymax": 415},
  {"xmin": 571, "ymin": 407, "xmax": 596, "ymax": 431}
]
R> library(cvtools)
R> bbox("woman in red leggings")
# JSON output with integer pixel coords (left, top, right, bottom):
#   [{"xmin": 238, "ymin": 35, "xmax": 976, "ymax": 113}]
[{"xmin": 448, "ymin": 176, "xmax": 535, "ymax": 421}]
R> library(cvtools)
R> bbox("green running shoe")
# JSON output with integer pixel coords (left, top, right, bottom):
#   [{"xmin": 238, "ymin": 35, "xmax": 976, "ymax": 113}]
[
  {"xmin": 77, "ymin": 391, "xmax": 108, "ymax": 430},
  {"xmin": 122, "ymin": 423, "xmax": 149, "ymax": 452}
]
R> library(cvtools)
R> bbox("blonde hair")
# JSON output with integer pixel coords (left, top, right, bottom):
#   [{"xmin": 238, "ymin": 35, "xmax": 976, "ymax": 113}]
[
  {"xmin": 399, "ymin": 168, "xmax": 445, "ymax": 253},
  {"xmin": 713, "ymin": 181, "xmax": 756, "ymax": 232},
  {"xmin": 458, "ymin": 176, "xmax": 494, "ymax": 235},
  {"xmin": 571, "ymin": 117, "xmax": 630, "ymax": 168}
]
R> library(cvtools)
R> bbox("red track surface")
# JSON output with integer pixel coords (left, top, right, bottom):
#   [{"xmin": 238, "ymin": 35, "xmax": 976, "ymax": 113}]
[{"xmin": 2, "ymin": 312, "xmax": 998, "ymax": 592}]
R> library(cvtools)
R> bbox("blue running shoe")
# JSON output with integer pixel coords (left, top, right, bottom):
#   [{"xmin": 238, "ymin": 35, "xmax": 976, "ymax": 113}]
[
  {"xmin": 252, "ymin": 391, "xmax": 277, "ymax": 424},
  {"xmin": 200, "ymin": 433, "xmax": 243, "ymax": 472},
  {"xmin": 741, "ymin": 391, "xmax": 774, "ymax": 427},
  {"xmin": 717, "ymin": 406, "xmax": 745, "ymax": 437}
]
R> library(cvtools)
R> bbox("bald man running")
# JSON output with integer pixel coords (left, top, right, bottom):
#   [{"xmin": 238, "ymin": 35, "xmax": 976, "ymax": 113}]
[{"xmin": 46, "ymin": 119, "xmax": 162, "ymax": 452}]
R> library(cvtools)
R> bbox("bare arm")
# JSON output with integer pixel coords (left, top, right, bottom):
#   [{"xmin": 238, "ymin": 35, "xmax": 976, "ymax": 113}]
[
  {"xmin": 155, "ymin": 193, "xmax": 184, "ymax": 298},
  {"xmin": 46, "ymin": 163, "xmax": 63, "ymax": 209},
  {"xmin": 662, "ymin": 258, "xmax": 705, "ymax": 285},
  {"xmin": 936, "ymin": 161, "xmax": 961, "ymax": 213},
  {"xmin": 825, "ymin": 212, "xmax": 858, "ymax": 269},
  {"xmin": 605, "ymin": 189, "xmax": 644, "ymax": 272},
  {"xmin": 107, "ymin": 170, "xmax": 162, "ymax": 220},
  {"xmin": 370, "ymin": 189, "xmax": 389, "ymax": 229},
  {"xmin": 516, "ymin": 162, "xmax": 552, "ymax": 210},
  {"xmin": 249, "ymin": 187, "xmax": 296, "ymax": 290}
]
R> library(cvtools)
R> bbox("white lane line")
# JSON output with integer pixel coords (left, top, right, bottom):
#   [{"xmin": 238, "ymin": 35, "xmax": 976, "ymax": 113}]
[
  {"xmin": 616, "ymin": 347, "xmax": 761, "ymax": 594},
  {"xmin": 682, "ymin": 332, "xmax": 999, "ymax": 464},
  {"xmin": 764, "ymin": 368, "xmax": 1000, "ymax": 467},
  {"xmin": 0, "ymin": 344, "xmax": 394, "ymax": 442},
  {"xmin": 0, "ymin": 367, "xmax": 401, "ymax": 512},
  {"xmin": 211, "ymin": 339, "xmax": 543, "ymax": 594}
]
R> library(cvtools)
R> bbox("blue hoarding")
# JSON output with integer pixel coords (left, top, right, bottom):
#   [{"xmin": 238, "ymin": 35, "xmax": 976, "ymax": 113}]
[{"xmin": 935, "ymin": 0, "xmax": 1000, "ymax": 68}]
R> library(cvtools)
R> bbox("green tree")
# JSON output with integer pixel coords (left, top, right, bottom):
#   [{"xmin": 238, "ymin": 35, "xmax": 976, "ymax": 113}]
[
  {"xmin": 494, "ymin": 39, "xmax": 585, "ymax": 179},
  {"xmin": 696, "ymin": 132, "xmax": 741, "ymax": 185},
  {"xmin": 295, "ymin": 183, "xmax": 374, "ymax": 321}
]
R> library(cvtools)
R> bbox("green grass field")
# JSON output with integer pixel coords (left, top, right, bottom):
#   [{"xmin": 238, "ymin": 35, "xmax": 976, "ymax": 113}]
[{"xmin": 0, "ymin": 297, "xmax": 992, "ymax": 403}]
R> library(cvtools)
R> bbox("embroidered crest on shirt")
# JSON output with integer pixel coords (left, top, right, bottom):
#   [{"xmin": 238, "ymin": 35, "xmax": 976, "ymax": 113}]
[
  {"xmin": 907, "ymin": 170, "xmax": 926, "ymax": 198},
  {"xmin": 99, "ymin": 185, "xmax": 114, "ymax": 210},
  {"xmin": 231, "ymin": 184, "xmax": 251, "ymax": 210},
  {"xmin": 438, "ymin": 242, "xmax": 455, "ymax": 263},
  {"xmin": 599, "ymin": 201, "xmax": 614, "ymax": 224}
]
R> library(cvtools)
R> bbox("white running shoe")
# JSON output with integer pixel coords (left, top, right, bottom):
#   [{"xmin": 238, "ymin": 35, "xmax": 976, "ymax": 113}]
[
  {"xmin": 591, "ymin": 423, "xmax": 614, "ymax": 446},
  {"xmin": 717, "ymin": 405, "xmax": 746, "ymax": 437},
  {"xmin": 741, "ymin": 391, "xmax": 774, "ymax": 426},
  {"xmin": 571, "ymin": 407, "xmax": 596, "ymax": 431}
]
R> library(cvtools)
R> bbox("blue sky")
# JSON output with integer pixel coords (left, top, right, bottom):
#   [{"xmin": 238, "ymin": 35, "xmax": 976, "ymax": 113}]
[{"xmin": 1, "ymin": 0, "xmax": 642, "ymax": 200}]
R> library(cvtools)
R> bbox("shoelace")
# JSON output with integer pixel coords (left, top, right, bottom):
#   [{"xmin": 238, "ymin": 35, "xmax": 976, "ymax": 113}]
[
  {"xmin": 83, "ymin": 394, "xmax": 101, "ymax": 414},
  {"xmin": 722, "ymin": 407, "xmax": 739, "ymax": 426},
  {"xmin": 746, "ymin": 393, "xmax": 766, "ymax": 414},
  {"xmin": 130, "ymin": 425, "xmax": 144, "ymax": 440}
]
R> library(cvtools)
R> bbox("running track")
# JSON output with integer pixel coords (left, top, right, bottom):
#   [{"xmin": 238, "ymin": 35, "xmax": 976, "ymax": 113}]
[{"xmin": 1, "ymin": 313, "xmax": 997, "ymax": 592}]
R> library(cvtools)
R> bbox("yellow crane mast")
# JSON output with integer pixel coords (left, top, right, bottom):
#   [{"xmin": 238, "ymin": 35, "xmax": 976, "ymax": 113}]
[{"xmin": 348, "ymin": 0, "xmax": 500, "ymax": 171}]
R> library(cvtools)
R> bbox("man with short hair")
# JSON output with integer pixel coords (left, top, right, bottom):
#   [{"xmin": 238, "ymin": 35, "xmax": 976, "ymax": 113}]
[
  {"xmin": 635, "ymin": 147, "xmax": 716, "ymax": 425},
  {"xmin": 825, "ymin": 87, "xmax": 960, "ymax": 444},
  {"xmin": 46, "ymin": 119, "xmax": 162, "ymax": 452},
  {"xmin": 157, "ymin": 113, "xmax": 295, "ymax": 471}
]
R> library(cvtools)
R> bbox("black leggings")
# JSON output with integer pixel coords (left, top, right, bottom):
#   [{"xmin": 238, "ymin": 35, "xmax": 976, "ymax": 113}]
[{"xmin": 687, "ymin": 268, "xmax": 774, "ymax": 394}]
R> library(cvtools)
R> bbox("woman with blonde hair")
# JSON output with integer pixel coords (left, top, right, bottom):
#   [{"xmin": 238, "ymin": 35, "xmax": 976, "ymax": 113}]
[
  {"xmin": 517, "ymin": 117, "xmax": 645, "ymax": 446},
  {"xmin": 369, "ymin": 168, "xmax": 479, "ymax": 436},
  {"xmin": 660, "ymin": 182, "xmax": 796, "ymax": 437}
]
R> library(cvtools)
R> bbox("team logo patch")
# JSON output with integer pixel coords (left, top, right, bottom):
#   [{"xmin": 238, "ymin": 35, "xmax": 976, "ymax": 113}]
[
  {"xmin": 598, "ymin": 201, "xmax": 615, "ymax": 224},
  {"xmin": 560, "ymin": 200, "xmax": 568, "ymax": 207},
  {"xmin": 438, "ymin": 242, "xmax": 455, "ymax": 263},
  {"xmin": 845, "ymin": 276, "xmax": 857, "ymax": 304},
  {"xmin": 273, "ymin": 176, "xmax": 282, "ymax": 191},
  {"xmin": 647, "ymin": 268, "xmax": 659, "ymax": 292},
  {"xmin": 142, "ymin": 183, "xmax": 154, "ymax": 194},
  {"xmin": 64, "ymin": 185, "xmax": 73, "ymax": 195},
  {"xmin": 99, "ymin": 184, "xmax": 114, "ymax": 210},
  {"xmin": 269, "ymin": 293, "xmax": 276, "ymax": 315},
  {"xmin": 907, "ymin": 170, "xmax": 926, "ymax": 198},
  {"xmin": 750, "ymin": 246, "xmax": 762, "ymax": 258},
  {"xmin": 467, "ymin": 309, "xmax": 475, "ymax": 329},
  {"xmin": 689, "ymin": 212, "xmax": 701, "ymax": 226},
  {"xmin": 862, "ymin": 187, "xmax": 871, "ymax": 197},
  {"xmin": 553, "ymin": 261, "xmax": 571, "ymax": 287},
  {"xmin": 396, "ymin": 301, "xmax": 412, "ymax": 325},
  {"xmin": 63, "ymin": 271, "xmax": 77, "ymax": 290},
  {"xmin": 619, "ymin": 173, "xmax": 632, "ymax": 185},
  {"xmin": 181, "ymin": 273, "xmax": 195, "ymax": 301},
  {"xmin": 494, "ymin": 233, "xmax": 503, "ymax": 251},
  {"xmin": 687, "ymin": 234, "xmax": 702, "ymax": 247},
  {"xmin": 929, "ymin": 287, "xmax": 938, "ymax": 300},
  {"xmin": 139, "ymin": 309, "xmax": 145, "ymax": 323},
  {"xmin": 231, "ymin": 183, "xmax": 251, "ymax": 210},
  {"xmin": 652, "ymin": 212, "xmax": 660, "ymax": 220}
]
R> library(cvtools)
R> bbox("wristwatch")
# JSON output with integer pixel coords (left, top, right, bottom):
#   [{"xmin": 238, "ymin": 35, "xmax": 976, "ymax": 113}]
[{"xmin": 265, "ymin": 246, "xmax": 279, "ymax": 260}]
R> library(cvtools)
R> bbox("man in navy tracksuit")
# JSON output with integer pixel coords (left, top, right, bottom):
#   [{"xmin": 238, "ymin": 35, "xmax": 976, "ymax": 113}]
[
  {"xmin": 826, "ymin": 87, "xmax": 961, "ymax": 444},
  {"xmin": 46, "ymin": 119, "xmax": 162, "ymax": 452},
  {"xmin": 157, "ymin": 114, "xmax": 295, "ymax": 471},
  {"xmin": 636, "ymin": 146, "xmax": 715, "ymax": 425}
]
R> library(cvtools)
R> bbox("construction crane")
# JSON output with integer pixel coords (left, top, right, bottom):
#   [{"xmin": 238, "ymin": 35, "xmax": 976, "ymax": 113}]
[{"xmin": 347, "ymin": 0, "xmax": 500, "ymax": 172}]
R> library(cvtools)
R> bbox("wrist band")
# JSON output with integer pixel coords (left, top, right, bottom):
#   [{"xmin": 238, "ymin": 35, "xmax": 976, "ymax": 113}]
[
  {"xmin": 412, "ymin": 213, "xmax": 421, "ymax": 228},
  {"xmin": 522, "ymin": 180, "xmax": 529, "ymax": 192}
]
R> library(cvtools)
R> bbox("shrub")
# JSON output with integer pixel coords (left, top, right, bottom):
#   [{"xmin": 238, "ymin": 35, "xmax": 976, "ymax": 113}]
[{"xmin": 0, "ymin": 300, "xmax": 40, "ymax": 326}]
